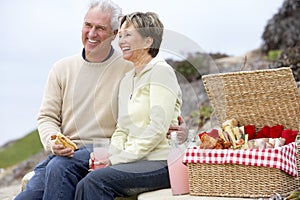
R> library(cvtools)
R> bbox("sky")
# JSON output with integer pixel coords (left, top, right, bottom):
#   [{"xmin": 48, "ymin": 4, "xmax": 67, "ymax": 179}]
[{"xmin": 0, "ymin": 0, "xmax": 284, "ymax": 147}]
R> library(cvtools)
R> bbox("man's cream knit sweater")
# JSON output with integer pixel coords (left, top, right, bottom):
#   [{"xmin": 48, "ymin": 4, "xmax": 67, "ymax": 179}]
[{"xmin": 37, "ymin": 51, "xmax": 132, "ymax": 151}]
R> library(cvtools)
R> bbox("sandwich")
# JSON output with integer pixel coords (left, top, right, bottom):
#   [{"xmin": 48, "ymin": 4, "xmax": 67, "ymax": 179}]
[{"xmin": 51, "ymin": 132, "xmax": 78, "ymax": 151}]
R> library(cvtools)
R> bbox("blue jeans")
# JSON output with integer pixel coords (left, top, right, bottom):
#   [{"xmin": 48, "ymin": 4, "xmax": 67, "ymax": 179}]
[
  {"xmin": 75, "ymin": 160, "xmax": 171, "ymax": 200},
  {"xmin": 14, "ymin": 147, "xmax": 90, "ymax": 200}
]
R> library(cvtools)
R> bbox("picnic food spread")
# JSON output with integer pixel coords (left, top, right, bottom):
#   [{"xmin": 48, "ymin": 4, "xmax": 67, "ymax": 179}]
[
  {"xmin": 198, "ymin": 118, "xmax": 298, "ymax": 150},
  {"xmin": 184, "ymin": 118, "xmax": 299, "ymax": 177},
  {"xmin": 51, "ymin": 132, "xmax": 78, "ymax": 150}
]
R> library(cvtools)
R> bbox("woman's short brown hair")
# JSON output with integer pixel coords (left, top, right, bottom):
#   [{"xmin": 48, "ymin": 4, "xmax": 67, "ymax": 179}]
[{"xmin": 120, "ymin": 12, "xmax": 164, "ymax": 58}]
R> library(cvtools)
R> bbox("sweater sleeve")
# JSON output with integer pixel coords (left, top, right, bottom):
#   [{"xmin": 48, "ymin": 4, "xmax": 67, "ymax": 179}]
[
  {"xmin": 109, "ymin": 63, "xmax": 181, "ymax": 165},
  {"xmin": 109, "ymin": 123, "xmax": 128, "ymax": 153},
  {"xmin": 37, "ymin": 67, "xmax": 62, "ymax": 151}
]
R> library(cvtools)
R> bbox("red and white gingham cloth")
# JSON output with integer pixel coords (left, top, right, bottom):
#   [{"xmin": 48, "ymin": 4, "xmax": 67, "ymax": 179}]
[{"xmin": 183, "ymin": 142, "xmax": 298, "ymax": 177}]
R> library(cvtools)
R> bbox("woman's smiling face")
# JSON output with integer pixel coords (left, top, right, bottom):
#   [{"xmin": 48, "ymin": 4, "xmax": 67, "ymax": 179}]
[{"xmin": 118, "ymin": 23, "xmax": 149, "ymax": 63}]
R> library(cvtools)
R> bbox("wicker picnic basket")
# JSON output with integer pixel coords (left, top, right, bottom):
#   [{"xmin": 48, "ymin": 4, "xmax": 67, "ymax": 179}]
[{"xmin": 187, "ymin": 67, "xmax": 300, "ymax": 198}]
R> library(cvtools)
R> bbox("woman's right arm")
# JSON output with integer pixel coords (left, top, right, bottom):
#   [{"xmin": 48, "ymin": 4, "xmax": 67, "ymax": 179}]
[{"xmin": 110, "ymin": 124, "xmax": 128, "ymax": 154}]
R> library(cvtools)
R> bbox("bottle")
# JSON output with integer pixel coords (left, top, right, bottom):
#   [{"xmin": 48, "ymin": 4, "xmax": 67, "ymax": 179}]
[
  {"xmin": 167, "ymin": 131, "xmax": 190, "ymax": 195},
  {"xmin": 186, "ymin": 129, "xmax": 197, "ymax": 147}
]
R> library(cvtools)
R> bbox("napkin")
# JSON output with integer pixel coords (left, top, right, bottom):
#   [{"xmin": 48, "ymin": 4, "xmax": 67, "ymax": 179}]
[{"xmin": 282, "ymin": 129, "xmax": 298, "ymax": 144}]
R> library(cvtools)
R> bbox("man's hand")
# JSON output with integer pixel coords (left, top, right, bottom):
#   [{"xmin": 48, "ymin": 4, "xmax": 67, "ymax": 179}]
[
  {"xmin": 51, "ymin": 143, "xmax": 74, "ymax": 157},
  {"xmin": 167, "ymin": 116, "xmax": 188, "ymax": 144}
]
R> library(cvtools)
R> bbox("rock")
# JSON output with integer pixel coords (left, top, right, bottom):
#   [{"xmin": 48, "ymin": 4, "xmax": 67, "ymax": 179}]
[
  {"xmin": 0, "ymin": 183, "xmax": 21, "ymax": 200},
  {"xmin": 0, "ymin": 151, "xmax": 49, "ymax": 187},
  {"xmin": 272, "ymin": 46, "xmax": 300, "ymax": 81},
  {"xmin": 261, "ymin": 0, "xmax": 300, "ymax": 82},
  {"xmin": 180, "ymin": 80, "xmax": 208, "ymax": 118},
  {"xmin": 262, "ymin": 0, "xmax": 300, "ymax": 52},
  {"xmin": 214, "ymin": 48, "xmax": 270, "ymax": 72}
]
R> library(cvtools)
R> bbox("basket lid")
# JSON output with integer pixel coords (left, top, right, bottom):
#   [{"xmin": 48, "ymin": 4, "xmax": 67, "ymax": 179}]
[{"xmin": 202, "ymin": 67, "xmax": 300, "ymax": 130}]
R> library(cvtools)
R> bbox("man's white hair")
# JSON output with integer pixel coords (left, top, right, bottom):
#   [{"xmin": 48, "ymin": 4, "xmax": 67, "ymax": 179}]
[{"xmin": 87, "ymin": 0, "xmax": 122, "ymax": 31}]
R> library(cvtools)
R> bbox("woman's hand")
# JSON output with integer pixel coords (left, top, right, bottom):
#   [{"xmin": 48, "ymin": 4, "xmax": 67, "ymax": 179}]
[
  {"xmin": 89, "ymin": 152, "xmax": 95, "ymax": 170},
  {"xmin": 94, "ymin": 159, "xmax": 111, "ymax": 167},
  {"xmin": 89, "ymin": 152, "xmax": 111, "ymax": 171},
  {"xmin": 167, "ymin": 116, "xmax": 188, "ymax": 144}
]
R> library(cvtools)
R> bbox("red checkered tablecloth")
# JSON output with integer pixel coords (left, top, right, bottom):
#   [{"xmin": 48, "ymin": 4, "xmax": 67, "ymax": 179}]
[{"xmin": 183, "ymin": 142, "xmax": 298, "ymax": 177}]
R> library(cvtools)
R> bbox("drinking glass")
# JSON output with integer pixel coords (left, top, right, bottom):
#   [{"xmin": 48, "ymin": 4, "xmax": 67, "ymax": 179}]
[{"xmin": 92, "ymin": 138, "xmax": 110, "ymax": 169}]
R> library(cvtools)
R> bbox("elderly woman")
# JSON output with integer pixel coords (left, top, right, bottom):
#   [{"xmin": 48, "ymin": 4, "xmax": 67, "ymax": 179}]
[{"xmin": 75, "ymin": 12, "xmax": 182, "ymax": 200}]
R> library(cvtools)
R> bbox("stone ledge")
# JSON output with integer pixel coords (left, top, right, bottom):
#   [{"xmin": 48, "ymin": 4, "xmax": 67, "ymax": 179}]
[{"xmin": 138, "ymin": 189, "xmax": 258, "ymax": 200}]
